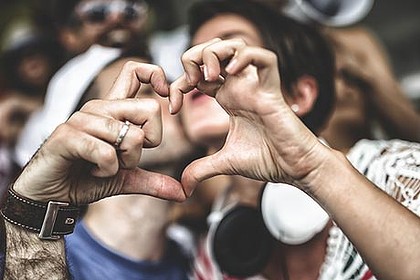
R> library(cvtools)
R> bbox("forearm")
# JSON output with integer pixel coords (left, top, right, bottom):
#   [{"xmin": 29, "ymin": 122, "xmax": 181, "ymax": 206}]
[
  {"xmin": 370, "ymin": 78, "xmax": 420, "ymax": 141},
  {"xmin": 309, "ymin": 150, "xmax": 420, "ymax": 280},
  {"xmin": 3, "ymin": 219, "xmax": 69, "ymax": 280}
]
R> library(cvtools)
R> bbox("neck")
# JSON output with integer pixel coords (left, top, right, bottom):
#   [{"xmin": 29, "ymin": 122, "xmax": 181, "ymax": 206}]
[
  {"xmin": 83, "ymin": 165, "xmax": 177, "ymax": 261},
  {"xmin": 226, "ymin": 175, "xmax": 265, "ymax": 207},
  {"xmin": 84, "ymin": 195, "xmax": 170, "ymax": 261},
  {"xmin": 263, "ymin": 221, "xmax": 332, "ymax": 280}
]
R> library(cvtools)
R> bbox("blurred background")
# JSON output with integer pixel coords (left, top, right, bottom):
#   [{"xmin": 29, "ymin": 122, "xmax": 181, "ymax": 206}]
[{"xmin": 0, "ymin": 0, "xmax": 419, "ymax": 107}]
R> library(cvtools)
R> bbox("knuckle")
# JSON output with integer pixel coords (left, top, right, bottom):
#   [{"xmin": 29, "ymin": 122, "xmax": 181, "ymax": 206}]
[
  {"xmin": 137, "ymin": 97, "xmax": 161, "ymax": 114},
  {"xmin": 131, "ymin": 126, "xmax": 145, "ymax": 143},
  {"xmin": 266, "ymin": 50, "xmax": 277, "ymax": 61},
  {"xmin": 231, "ymin": 37, "xmax": 246, "ymax": 46},
  {"xmin": 98, "ymin": 146, "xmax": 117, "ymax": 165},
  {"xmin": 106, "ymin": 118, "xmax": 117, "ymax": 135},
  {"xmin": 67, "ymin": 111, "xmax": 83, "ymax": 125},
  {"xmin": 80, "ymin": 99, "xmax": 102, "ymax": 112},
  {"xmin": 51, "ymin": 124, "xmax": 72, "ymax": 143},
  {"xmin": 181, "ymin": 52, "xmax": 190, "ymax": 63},
  {"xmin": 122, "ymin": 60, "xmax": 141, "ymax": 72}
]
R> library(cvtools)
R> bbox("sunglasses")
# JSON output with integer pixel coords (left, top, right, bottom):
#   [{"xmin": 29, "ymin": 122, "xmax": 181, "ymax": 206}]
[{"xmin": 76, "ymin": 0, "xmax": 148, "ymax": 24}]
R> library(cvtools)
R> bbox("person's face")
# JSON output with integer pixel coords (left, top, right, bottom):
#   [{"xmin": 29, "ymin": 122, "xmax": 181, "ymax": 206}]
[
  {"xmin": 74, "ymin": 0, "xmax": 148, "ymax": 48},
  {"xmin": 139, "ymin": 86, "xmax": 196, "ymax": 173},
  {"xmin": 17, "ymin": 54, "xmax": 53, "ymax": 88},
  {"xmin": 181, "ymin": 14, "xmax": 264, "ymax": 148}
]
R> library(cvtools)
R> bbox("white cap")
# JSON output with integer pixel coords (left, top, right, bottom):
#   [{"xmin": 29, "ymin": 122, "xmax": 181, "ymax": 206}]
[{"xmin": 284, "ymin": 0, "xmax": 374, "ymax": 27}]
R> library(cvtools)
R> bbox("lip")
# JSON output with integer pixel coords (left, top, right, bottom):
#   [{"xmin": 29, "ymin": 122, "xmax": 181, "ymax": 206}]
[{"xmin": 188, "ymin": 88, "xmax": 211, "ymax": 104}]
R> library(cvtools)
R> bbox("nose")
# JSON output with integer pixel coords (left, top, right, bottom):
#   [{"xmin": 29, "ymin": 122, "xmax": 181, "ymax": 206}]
[{"xmin": 106, "ymin": 9, "xmax": 126, "ymax": 24}]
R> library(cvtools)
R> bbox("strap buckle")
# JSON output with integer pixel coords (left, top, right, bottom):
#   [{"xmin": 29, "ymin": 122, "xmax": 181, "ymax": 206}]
[{"xmin": 39, "ymin": 201, "xmax": 70, "ymax": 240}]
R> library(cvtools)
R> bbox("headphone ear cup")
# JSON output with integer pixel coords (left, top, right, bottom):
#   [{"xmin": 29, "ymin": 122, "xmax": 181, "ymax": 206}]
[{"xmin": 210, "ymin": 205, "xmax": 274, "ymax": 277}]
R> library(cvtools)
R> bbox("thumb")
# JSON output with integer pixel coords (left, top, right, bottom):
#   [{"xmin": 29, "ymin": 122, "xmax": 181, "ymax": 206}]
[
  {"xmin": 181, "ymin": 153, "xmax": 226, "ymax": 197},
  {"xmin": 122, "ymin": 168, "xmax": 186, "ymax": 202}
]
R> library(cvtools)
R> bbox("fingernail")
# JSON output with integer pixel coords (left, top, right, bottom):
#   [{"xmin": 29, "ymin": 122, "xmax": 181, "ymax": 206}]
[
  {"xmin": 226, "ymin": 58, "xmax": 237, "ymax": 73},
  {"xmin": 169, "ymin": 103, "xmax": 173, "ymax": 114},
  {"xmin": 203, "ymin": 65, "xmax": 209, "ymax": 81}
]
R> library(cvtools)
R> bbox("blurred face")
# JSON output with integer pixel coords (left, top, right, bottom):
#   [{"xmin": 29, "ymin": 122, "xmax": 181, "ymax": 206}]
[
  {"xmin": 181, "ymin": 14, "xmax": 263, "ymax": 148},
  {"xmin": 113, "ymin": 84, "xmax": 194, "ymax": 176},
  {"xmin": 18, "ymin": 54, "xmax": 53, "ymax": 88},
  {"xmin": 74, "ymin": 0, "xmax": 148, "ymax": 48},
  {"xmin": 0, "ymin": 93, "xmax": 42, "ymax": 145}
]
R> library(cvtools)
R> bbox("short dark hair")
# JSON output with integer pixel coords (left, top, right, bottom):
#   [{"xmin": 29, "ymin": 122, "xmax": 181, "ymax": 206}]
[{"xmin": 188, "ymin": 0, "xmax": 336, "ymax": 133}]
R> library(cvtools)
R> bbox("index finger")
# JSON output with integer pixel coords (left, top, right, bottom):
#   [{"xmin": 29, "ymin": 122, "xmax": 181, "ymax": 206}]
[{"xmin": 106, "ymin": 61, "xmax": 169, "ymax": 100}]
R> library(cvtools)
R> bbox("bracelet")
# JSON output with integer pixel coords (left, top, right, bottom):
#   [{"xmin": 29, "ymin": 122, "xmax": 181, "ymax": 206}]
[{"xmin": 0, "ymin": 188, "xmax": 80, "ymax": 240}]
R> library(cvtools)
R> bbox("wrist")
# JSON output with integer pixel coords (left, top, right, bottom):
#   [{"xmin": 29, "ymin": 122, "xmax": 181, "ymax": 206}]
[
  {"xmin": 12, "ymin": 177, "xmax": 51, "ymax": 203},
  {"xmin": 1, "ymin": 188, "xmax": 80, "ymax": 240},
  {"xmin": 293, "ymin": 140, "xmax": 334, "ymax": 192},
  {"xmin": 302, "ymin": 148, "xmax": 356, "ymax": 212}
]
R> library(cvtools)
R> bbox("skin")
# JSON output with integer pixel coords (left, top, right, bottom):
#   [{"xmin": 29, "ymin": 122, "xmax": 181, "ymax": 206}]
[
  {"xmin": 176, "ymin": 14, "xmax": 302, "ymax": 214},
  {"xmin": 173, "ymin": 14, "xmax": 327, "ymax": 279},
  {"xmin": 4, "ymin": 62, "xmax": 187, "ymax": 279},
  {"xmin": 170, "ymin": 39, "xmax": 420, "ymax": 280},
  {"xmin": 2, "ymin": 48, "xmax": 419, "ymax": 279},
  {"xmin": 57, "ymin": 0, "xmax": 191, "ymax": 264},
  {"xmin": 321, "ymin": 26, "xmax": 420, "ymax": 153},
  {"xmin": 175, "ymin": 17, "xmax": 420, "ymax": 279},
  {"xmin": 2, "ymin": 7, "xmax": 419, "ymax": 279},
  {"xmin": 81, "ymin": 57, "xmax": 195, "ymax": 261},
  {"xmin": 181, "ymin": 14, "xmax": 264, "ymax": 149}
]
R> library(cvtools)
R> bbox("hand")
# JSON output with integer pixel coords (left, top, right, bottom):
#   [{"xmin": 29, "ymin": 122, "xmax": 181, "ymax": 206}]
[
  {"xmin": 12, "ymin": 62, "xmax": 187, "ymax": 204},
  {"xmin": 171, "ymin": 39, "xmax": 330, "ymax": 196}
]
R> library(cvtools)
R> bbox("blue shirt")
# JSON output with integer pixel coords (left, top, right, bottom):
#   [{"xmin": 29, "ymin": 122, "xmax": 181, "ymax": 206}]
[{"xmin": 65, "ymin": 221, "xmax": 190, "ymax": 280}]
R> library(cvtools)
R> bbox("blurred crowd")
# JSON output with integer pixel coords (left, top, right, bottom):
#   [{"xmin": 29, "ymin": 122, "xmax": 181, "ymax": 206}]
[{"xmin": 0, "ymin": 0, "xmax": 419, "ymax": 279}]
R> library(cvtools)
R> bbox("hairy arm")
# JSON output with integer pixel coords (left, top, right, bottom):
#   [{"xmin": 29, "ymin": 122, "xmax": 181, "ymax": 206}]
[{"xmin": 3, "ymin": 221, "xmax": 69, "ymax": 280}]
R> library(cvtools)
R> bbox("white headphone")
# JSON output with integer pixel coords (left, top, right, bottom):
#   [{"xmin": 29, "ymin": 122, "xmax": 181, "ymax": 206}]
[
  {"xmin": 260, "ymin": 182, "xmax": 330, "ymax": 245},
  {"xmin": 206, "ymin": 181, "xmax": 331, "ymax": 277}
]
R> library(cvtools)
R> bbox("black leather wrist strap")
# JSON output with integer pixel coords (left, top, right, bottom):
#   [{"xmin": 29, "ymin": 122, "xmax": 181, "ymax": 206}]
[{"xmin": 0, "ymin": 188, "xmax": 80, "ymax": 240}]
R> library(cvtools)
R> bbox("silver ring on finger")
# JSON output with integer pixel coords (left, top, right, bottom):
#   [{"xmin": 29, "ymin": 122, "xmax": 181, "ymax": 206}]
[{"xmin": 114, "ymin": 120, "xmax": 131, "ymax": 149}]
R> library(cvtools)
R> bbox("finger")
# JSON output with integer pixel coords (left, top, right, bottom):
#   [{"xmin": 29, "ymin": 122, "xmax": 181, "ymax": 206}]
[
  {"xmin": 47, "ymin": 124, "xmax": 119, "ymax": 177},
  {"xmin": 181, "ymin": 38, "xmax": 222, "ymax": 85},
  {"xmin": 201, "ymin": 38, "xmax": 246, "ymax": 81},
  {"xmin": 169, "ymin": 38, "xmax": 223, "ymax": 114},
  {"xmin": 79, "ymin": 98, "xmax": 162, "ymax": 148},
  {"xmin": 180, "ymin": 154, "xmax": 226, "ymax": 197},
  {"xmin": 121, "ymin": 168, "xmax": 187, "ymax": 202},
  {"xmin": 195, "ymin": 78, "xmax": 225, "ymax": 98},
  {"xmin": 67, "ymin": 112, "xmax": 145, "ymax": 168},
  {"xmin": 224, "ymin": 46, "xmax": 279, "ymax": 78},
  {"xmin": 106, "ymin": 61, "xmax": 169, "ymax": 100},
  {"xmin": 168, "ymin": 73, "xmax": 194, "ymax": 114}
]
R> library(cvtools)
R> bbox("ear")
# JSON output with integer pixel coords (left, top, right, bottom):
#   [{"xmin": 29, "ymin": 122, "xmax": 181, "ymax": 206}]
[{"xmin": 288, "ymin": 75, "xmax": 318, "ymax": 117}]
